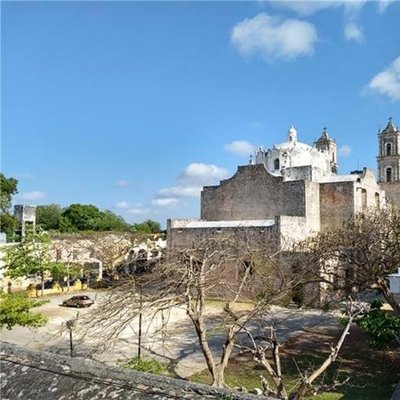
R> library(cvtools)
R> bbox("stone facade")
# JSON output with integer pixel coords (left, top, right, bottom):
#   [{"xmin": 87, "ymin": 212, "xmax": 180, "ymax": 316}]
[{"xmin": 168, "ymin": 125, "xmax": 387, "ymax": 251}]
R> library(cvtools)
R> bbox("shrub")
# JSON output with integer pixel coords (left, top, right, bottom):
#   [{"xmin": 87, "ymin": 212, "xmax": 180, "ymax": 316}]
[
  {"xmin": 120, "ymin": 357, "xmax": 167, "ymax": 374},
  {"xmin": 355, "ymin": 300, "xmax": 400, "ymax": 349}
]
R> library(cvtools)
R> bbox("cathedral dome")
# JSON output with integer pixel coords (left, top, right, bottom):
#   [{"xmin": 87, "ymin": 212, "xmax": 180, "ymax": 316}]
[{"xmin": 275, "ymin": 126, "xmax": 313, "ymax": 152}]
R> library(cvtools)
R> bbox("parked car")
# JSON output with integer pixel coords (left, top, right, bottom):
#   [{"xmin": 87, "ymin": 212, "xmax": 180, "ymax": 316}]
[{"xmin": 62, "ymin": 295, "xmax": 94, "ymax": 308}]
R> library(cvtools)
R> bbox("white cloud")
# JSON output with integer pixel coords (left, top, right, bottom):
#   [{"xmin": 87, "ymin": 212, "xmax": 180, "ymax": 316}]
[
  {"xmin": 127, "ymin": 207, "xmax": 149, "ymax": 215},
  {"xmin": 115, "ymin": 201, "xmax": 130, "ymax": 209},
  {"xmin": 269, "ymin": 0, "xmax": 366, "ymax": 16},
  {"xmin": 366, "ymin": 56, "xmax": 400, "ymax": 102},
  {"xmin": 231, "ymin": 13, "xmax": 317, "ymax": 62},
  {"xmin": 338, "ymin": 145, "xmax": 352, "ymax": 157},
  {"xmin": 158, "ymin": 185, "xmax": 203, "ymax": 198},
  {"xmin": 224, "ymin": 140, "xmax": 255, "ymax": 156},
  {"xmin": 344, "ymin": 23, "xmax": 363, "ymax": 43},
  {"xmin": 152, "ymin": 198, "xmax": 180, "ymax": 207},
  {"xmin": 17, "ymin": 191, "xmax": 46, "ymax": 201},
  {"xmin": 157, "ymin": 162, "xmax": 230, "ymax": 200},
  {"xmin": 116, "ymin": 179, "xmax": 131, "ymax": 187},
  {"xmin": 178, "ymin": 163, "xmax": 229, "ymax": 185},
  {"xmin": 269, "ymin": 0, "xmax": 343, "ymax": 16},
  {"xmin": 378, "ymin": 0, "xmax": 395, "ymax": 13}
]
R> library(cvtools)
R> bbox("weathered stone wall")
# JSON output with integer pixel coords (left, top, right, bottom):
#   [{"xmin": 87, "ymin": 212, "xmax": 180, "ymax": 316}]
[
  {"xmin": 320, "ymin": 169, "xmax": 385, "ymax": 229},
  {"xmin": 380, "ymin": 182, "xmax": 400, "ymax": 206},
  {"xmin": 1, "ymin": 342, "xmax": 263, "ymax": 400},
  {"xmin": 277, "ymin": 216, "xmax": 312, "ymax": 250},
  {"xmin": 201, "ymin": 164, "xmax": 307, "ymax": 221},
  {"xmin": 319, "ymin": 181, "xmax": 355, "ymax": 229},
  {"xmin": 167, "ymin": 220, "xmax": 279, "ymax": 250}
]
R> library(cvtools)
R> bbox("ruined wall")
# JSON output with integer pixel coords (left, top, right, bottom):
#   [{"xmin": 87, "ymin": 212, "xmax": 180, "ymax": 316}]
[
  {"xmin": 320, "ymin": 169, "xmax": 385, "ymax": 229},
  {"xmin": 201, "ymin": 164, "xmax": 307, "ymax": 221},
  {"xmin": 380, "ymin": 182, "xmax": 400, "ymax": 206},
  {"xmin": 276, "ymin": 216, "xmax": 312, "ymax": 250},
  {"xmin": 319, "ymin": 181, "xmax": 355, "ymax": 229},
  {"xmin": 167, "ymin": 219, "xmax": 279, "ymax": 251}
]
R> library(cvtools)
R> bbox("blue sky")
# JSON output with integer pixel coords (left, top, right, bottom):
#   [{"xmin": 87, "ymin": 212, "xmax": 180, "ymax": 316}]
[{"xmin": 2, "ymin": 1, "xmax": 399, "ymax": 227}]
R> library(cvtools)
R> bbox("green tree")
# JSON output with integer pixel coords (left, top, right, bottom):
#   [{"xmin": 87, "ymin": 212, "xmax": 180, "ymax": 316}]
[
  {"xmin": 5, "ymin": 229, "xmax": 68, "ymax": 296},
  {"xmin": 60, "ymin": 204, "xmax": 102, "ymax": 231},
  {"xmin": 60, "ymin": 203, "xmax": 134, "ymax": 232},
  {"xmin": 91, "ymin": 210, "xmax": 131, "ymax": 231},
  {"xmin": 0, "ymin": 173, "xmax": 18, "ymax": 213},
  {"xmin": 133, "ymin": 220, "xmax": 161, "ymax": 233},
  {"xmin": 0, "ymin": 292, "xmax": 47, "ymax": 330},
  {"xmin": 0, "ymin": 173, "xmax": 19, "ymax": 241},
  {"xmin": 36, "ymin": 204, "xmax": 62, "ymax": 231}
]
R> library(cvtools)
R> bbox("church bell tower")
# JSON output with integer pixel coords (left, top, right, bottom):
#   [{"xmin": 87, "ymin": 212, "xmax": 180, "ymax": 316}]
[
  {"xmin": 377, "ymin": 117, "xmax": 400, "ymax": 204},
  {"xmin": 315, "ymin": 127, "xmax": 338, "ymax": 174}
]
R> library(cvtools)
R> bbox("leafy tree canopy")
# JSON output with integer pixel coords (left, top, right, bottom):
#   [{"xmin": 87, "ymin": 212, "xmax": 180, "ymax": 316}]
[
  {"xmin": 61, "ymin": 204, "xmax": 101, "ymax": 232},
  {"xmin": 0, "ymin": 173, "xmax": 18, "ymax": 214},
  {"xmin": 133, "ymin": 219, "xmax": 161, "ymax": 233},
  {"xmin": 36, "ymin": 204, "xmax": 62, "ymax": 231},
  {"xmin": 0, "ymin": 292, "xmax": 48, "ymax": 330},
  {"xmin": 4, "ymin": 229, "xmax": 69, "ymax": 295},
  {"xmin": 0, "ymin": 173, "xmax": 19, "ymax": 241}
]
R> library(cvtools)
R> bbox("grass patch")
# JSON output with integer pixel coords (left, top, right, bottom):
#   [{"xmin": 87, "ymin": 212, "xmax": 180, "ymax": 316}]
[
  {"xmin": 190, "ymin": 326, "xmax": 399, "ymax": 400},
  {"xmin": 119, "ymin": 357, "xmax": 169, "ymax": 375}
]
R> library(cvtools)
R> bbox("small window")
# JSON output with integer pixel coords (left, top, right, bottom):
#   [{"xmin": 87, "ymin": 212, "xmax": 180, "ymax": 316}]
[
  {"xmin": 386, "ymin": 167, "xmax": 392, "ymax": 182},
  {"xmin": 361, "ymin": 188, "xmax": 367, "ymax": 210},
  {"xmin": 386, "ymin": 143, "xmax": 392, "ymax": 156},
  {"xmin": 375, "ymin": 193, "xmax": 380, "ymax": 208},
  {"xmin": 274, "ymin": 158, "xmax": 280, "ymax": 170}
]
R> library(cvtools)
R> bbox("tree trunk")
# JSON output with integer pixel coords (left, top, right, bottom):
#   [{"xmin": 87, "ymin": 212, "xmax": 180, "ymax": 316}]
[
  {"xmin": 41, "ymin": 273, "xmax": 44, "ymax": 297},
  {"xmin": 212, "ymin": 331, "xmax": 235, "ymax": 388},
  {"xmin": 191, "ymin": 315, "xmax": 218, "ymax": 383}
]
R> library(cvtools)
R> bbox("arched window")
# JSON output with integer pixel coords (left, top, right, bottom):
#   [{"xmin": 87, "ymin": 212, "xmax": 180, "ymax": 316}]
[
  {"xmin": 375, "ymin": 193, "xmax": 380, "ymax": 208},
  {"xmin": 386, "ymin": 143, "xmax": 392, "ymax": 156},
  {"xmin": 274, "ymin": 158, "xmax": 280, "ymax": 170},
  {"xmin": 361, "ymin": 188, "xmax": 367, "ymax": 210},
  {"xmin": 386, "ymin": 167, "xmax": 392, "ymax": 182}
]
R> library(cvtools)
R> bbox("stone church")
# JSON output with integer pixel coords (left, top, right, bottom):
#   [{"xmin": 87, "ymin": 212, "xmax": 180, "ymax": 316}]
[{"xmin": 167, "ymin": 118, "xmax": 399, "ymax": 250}]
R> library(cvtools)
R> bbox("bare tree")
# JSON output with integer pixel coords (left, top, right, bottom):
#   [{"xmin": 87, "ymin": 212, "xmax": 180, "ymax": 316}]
[
  {"xmin": 239, "ymin": 299, "xmax": 366, "ymax": 400},
  {"xmin": 81, "ymin": 232, "xmax": 310, "ymax": 388},
  {"xmin": 299, "ymin": 207, "xmax": 400, "ymax": 318}
]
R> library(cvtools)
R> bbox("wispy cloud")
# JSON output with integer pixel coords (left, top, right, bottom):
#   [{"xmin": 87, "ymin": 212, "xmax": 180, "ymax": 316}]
[
  {"xmin": 178, "ymin": 163, "xmax": 229, "ymax": 185},
  {"xmin": 268, "ymin": 1, "xmax": 369, "ymax": 45},
  {"xmin": 365, "ymin": 56, "xmax": 400, "ymax": 102},
  {"xmin": 158, "ymin": 185, "xmax": 202, "ymax": 198},
  {"xmin": 224, "ymin": 140, "xmax": 255, "ymax": 157},
  {"xmin": 115, "ymin": 201, "xmax": 130, "ymax": 209},
  {"xmin": 116, "ymin": 179, "xmax": 131, "ymax": 188},
  {"xmin": 152, "ymin": 198, "xmax": 180, "ymax": 207},
  {"xmin": 156, "ymin": 162, "xmax": 230, "ymax": 199},
  {"xmin": 17, "ymin": 191, "xmax": 46, "ymax": 201},
  {"xmin": 344, "ymin": 23, "xmax": 364, "ymax": 43},
  {"xmin": 231, "ymin": 13, "xmax": 317, "ymax": 62},
  {"xmin": 338, "ymin": 145, "xmax": 352, "ymax": 157},
  {"xmin": 378, "ymin": 0, "xmax": 395, "ymax": 13},
  {"xmin": 127, "ymin": 207, "xmax": 149, "ymax": 215}
]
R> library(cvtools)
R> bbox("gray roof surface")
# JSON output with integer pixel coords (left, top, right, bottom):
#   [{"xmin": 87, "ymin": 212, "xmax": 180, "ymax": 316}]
[{"xmin": 0, "ymin": 342, "xmax": 262, "ymax": 400}]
